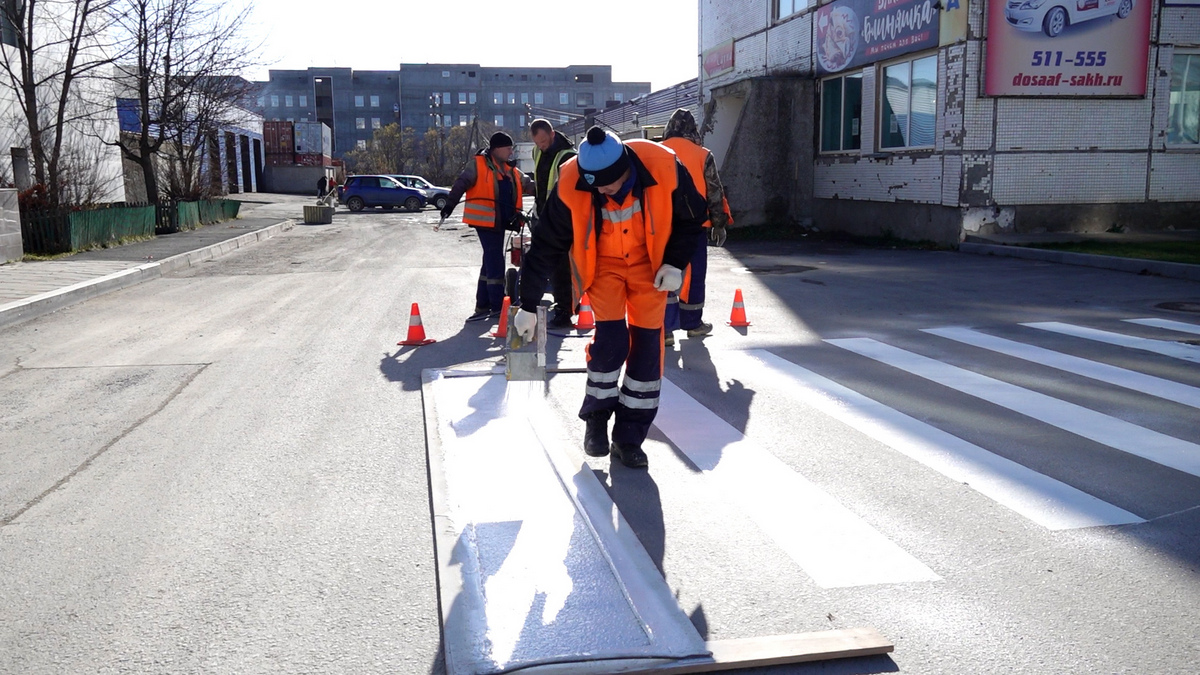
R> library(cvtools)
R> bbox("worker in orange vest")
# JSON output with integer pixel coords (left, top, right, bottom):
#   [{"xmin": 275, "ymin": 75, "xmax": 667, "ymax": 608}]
[
  {"xmin": 513, "ymin": 127, "xmax": 707, "ymax": 468},
  {"xmin": 442, "ymin": 132, "xmax": 524, "ymax": 322},
  {"xmin": 661, "ymin": 108, "xmax": 733, "ymax": 347}
]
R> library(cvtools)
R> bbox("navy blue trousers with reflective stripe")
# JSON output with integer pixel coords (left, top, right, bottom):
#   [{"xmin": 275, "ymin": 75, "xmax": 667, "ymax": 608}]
[
  {"xmin": 475, "ymin": 226, "xmax": 505, "ymax": 312},
  {"xmin": 579, "ymin": 321, "xmax": 662, "ymax": 446},
  {"xmin": 665, "ymin": 231, "xmax": 708, "ymax": 331}
]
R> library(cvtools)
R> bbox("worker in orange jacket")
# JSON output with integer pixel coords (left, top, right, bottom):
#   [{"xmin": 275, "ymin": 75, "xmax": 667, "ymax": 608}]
[
  {"xmin": 442, "ymin": 132, "xmax": 523, "ymax": 322},
  {"xmin": 514, "ymin": 127, "xmax": 707, "ymax": 468},
  {"xmin": 661, "ymin": 108, "xmax": 733, "ymax": 346}
]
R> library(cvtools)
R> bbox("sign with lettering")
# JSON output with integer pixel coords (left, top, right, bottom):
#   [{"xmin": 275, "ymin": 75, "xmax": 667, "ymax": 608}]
[
  {"xmin": 814, "ymin": 0, "xmax": 940, "ymax": 75},
  {"xmin": 703, "ymin": 40, "xmax": 735, "ymax": 78},
  {"xmin": 984, "ymin": 0, "xmax": 1152, "ymax": 96}
]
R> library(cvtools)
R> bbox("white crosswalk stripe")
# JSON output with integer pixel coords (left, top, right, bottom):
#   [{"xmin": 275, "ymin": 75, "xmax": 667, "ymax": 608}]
[
  {"xmin": 656, "ymin": 379, "xmax": 941, "ymax": 588},
  {"xmin": 718, "ymin": 350, "xmax": 1144, "ymax": 531},
  {"xmin": 923, "ymin": 326, "xmax": 1200, "ymax": 410},
  {"xmin": 1123, "ymin": 317, "xmax": 1200, "ymax": 336},
  {"xmin": 1023, "ymin": 321, "xmax": 1200, "ymax": 363},
  {"xmin": 826, "ymin": 337, "xmax": 1200, "ymax": 479}
]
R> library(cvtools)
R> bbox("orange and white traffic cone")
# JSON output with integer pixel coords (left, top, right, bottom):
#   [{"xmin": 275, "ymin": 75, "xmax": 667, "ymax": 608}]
[
  {"xmin": 727, "ymin": 289, "xmax": 751, "ymax": 327},
  {"xmin": 574, "ymin": 293, "xmax": 595, "ymax": 331},
  {"xmin": 491, "ymin": 297, "xmax": 511, "ymax": 338},
  {"xmin": 398, "ymin": 303, "xmax": 436, "ymax": 346}
]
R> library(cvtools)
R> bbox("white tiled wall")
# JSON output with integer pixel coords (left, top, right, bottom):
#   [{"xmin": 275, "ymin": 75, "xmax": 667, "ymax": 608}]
[
  {"xmin": 994, "ymin": 98, "xmax": 1154, "ymax": 151},
  {"xmin": 1150, "ymin": 153, "xmax": 1200, "ymax": 201},
  {"xmin": 700, "ymin": 0, "xmax": 769, "ymax": 51},
  {"xmin": 766, "ymin": 15, "xmax": 812, "ymax": 73},
  {"xmin": 815, "ymin": 156, "xmax": 944, "ymax": 203},
  {"xmin": 993, "ymin": 153, "xmax": 1149, "ymax": 203},
  {"xmin": 1160, "ymin": 7, "xmax": 1200, "ymax": 46}
]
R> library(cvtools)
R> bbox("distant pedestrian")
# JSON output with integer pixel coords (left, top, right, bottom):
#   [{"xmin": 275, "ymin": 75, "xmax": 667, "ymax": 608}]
[
  {"xmin": 529, "ymin": 118, "xmax": 577, "ymax": 328},
  {"xmin": 442, "ymin": 132, "xmax": 524, "ymax": 322},
  {"xmin": 317, "ymin": 174, "xmax": 328, "ymax": 198},
  {"xmin": 660, "ymin": 108, "xmax": 732, "ymax": 347}
]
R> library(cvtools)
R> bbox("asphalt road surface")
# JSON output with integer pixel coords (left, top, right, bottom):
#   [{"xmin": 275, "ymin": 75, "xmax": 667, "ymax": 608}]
[{"xmin": 2, "ymin": 202, "xmax": 1198, "ymax": 674}]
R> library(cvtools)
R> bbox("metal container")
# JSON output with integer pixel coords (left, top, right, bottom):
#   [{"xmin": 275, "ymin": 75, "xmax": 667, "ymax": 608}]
[
  {"xmin": 265, "ymin": 153, "xmax": 295, "ymax": 167},
  {"xmin": 293, "ymin": 153, "xmax": 331, "ymax": 167},
  {"xmin": 263, "ymin": 121, "xmax": 294, "ymax": 156},
  {"xmin": 293, "ymin": 121, "xmax": 332, "ymax": 157}
]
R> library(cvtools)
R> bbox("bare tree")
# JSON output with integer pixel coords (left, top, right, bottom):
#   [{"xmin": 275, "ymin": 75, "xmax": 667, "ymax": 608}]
[
  {"xmin": 109, "ymin": 0, "xmax": 258, "ymax": 205},
  {"xmin": 0, "ymin": 0, "xmax": 122, "ymax": 208}
]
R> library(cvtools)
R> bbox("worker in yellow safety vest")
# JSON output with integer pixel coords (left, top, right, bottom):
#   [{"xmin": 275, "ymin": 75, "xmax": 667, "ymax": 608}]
[{"xmin": 529, "ymin": 118, "xmax": 577, "ymax": 328}]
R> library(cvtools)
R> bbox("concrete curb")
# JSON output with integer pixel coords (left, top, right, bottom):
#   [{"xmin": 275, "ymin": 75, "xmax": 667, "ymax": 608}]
[
  {"xmin": 959, "ymin": 242, "xmax": 1200, "ymax": 283},
  {"xmin": 0, "ymin": 218, "xmax": 295, "ymax": 329}
]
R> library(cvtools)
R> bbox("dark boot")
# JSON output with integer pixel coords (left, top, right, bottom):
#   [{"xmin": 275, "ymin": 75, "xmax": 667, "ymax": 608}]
[
  {"xmin": 583, "ymin": 414, "xmax": 610, "ymax": 457},
  {"xmin": 610, "ymin": 441, "xmax": 648, "ymax": 468}
]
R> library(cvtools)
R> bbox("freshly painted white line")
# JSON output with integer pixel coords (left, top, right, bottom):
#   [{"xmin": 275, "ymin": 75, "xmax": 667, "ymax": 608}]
[
  {"xmin": 1124, "ymin": 317, "xmax": 1200, "ymax": 336},
  {"xmin": 656, "ymin": 380, "xmax": 941, "ymax": 588},
  {"xmin": 723, "ymin": 350, "xmax": 1143, "ymax": 531},
  {"xmin": 1022, "ymin": 321, "xmax": 1200, "ymax": 364},
  {"xmin": 924, "ymin": 326, "xmax": 1200, "ymax": 410},
  {"xmin": 827, "ymin": 338, "xmax": 1200, "ymax": 479}
]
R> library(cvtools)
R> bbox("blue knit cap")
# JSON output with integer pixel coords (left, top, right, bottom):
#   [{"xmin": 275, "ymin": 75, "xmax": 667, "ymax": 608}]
[{"xmin": 577, "ymin": 126, "xmax": 630, "ymax": 188}]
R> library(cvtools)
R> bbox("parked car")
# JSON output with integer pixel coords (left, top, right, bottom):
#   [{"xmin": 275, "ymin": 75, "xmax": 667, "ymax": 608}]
[
  {"xmin": 389, "ymin": 175, "xmax": 451, "ymax": 212},
  {"xmin": 1005, "ymin": 0, "xmax": 1133, "ymax": 38},
  {"xmin": 338, "ymin": 175, "xmax": 426, "ymax": 212}
]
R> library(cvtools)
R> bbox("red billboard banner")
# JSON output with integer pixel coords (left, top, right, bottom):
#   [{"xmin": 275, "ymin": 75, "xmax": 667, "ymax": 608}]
[
  {"xmin": 984, "ymin": 0, "xmax": 1152, "ymax": 96},
  {"xmin": 703, "ymin": 40, "xmax": 735, "ymax": 78}
]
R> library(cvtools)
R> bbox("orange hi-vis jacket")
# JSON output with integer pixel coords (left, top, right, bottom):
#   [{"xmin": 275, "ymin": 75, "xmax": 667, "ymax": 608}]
[
  {"xmin": 556, "ymin": 140, "xmax": 680, "ymax": 303},
  {"xmin": 661, "ymin": 137, "xmax": 713, "ymax": 228},
  {"xmin": 462, "ymin": 154, "xmax": 522, "ymax": 229}
]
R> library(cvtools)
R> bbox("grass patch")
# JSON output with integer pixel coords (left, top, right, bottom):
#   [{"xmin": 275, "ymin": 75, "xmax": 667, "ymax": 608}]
[
  {"xmin": 1023, "ymin": 241, "xmax": 1200, "ymax": 266},
  {"xmin": 21, "ymin": 234, "xmax": 156, "ymax": 262},
  {"xmin": 728, "ymin": 223, "xmax": 948, "ymax": 250}
]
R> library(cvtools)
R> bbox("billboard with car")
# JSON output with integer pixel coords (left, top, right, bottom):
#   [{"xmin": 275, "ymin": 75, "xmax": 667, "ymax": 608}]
[{"xmin": 985, "ymin": 0, "xmax": 1152, "ymax": 96}]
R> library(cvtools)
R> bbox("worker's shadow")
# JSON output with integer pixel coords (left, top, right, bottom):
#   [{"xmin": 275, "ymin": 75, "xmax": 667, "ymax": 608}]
[
  {"xmin": 663, "ymin": 337, "xmax": 755, "ymax": 472},
  {"xmin": 378, "ymin": 319, "xmax": 506, "ymax": 393}
]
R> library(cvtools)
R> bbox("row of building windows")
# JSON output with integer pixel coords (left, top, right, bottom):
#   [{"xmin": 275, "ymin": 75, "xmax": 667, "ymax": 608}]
[
  {"xmin": 430, "ymin": 91, "xmax": 622, "ymax": 107},
  {"xmin": 257, "ymin": 94, "xmax": 387, "ymax": 108},
  {"xmin": 819, "ymin": 50, "xmax": 1200, "ymax": 154}
]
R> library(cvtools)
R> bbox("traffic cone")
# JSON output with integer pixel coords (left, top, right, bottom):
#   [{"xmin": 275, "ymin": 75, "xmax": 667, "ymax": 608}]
[
  {"xmin": 574, "ymin": 293, "xmax": 596, "ymax": 331},
  {"xmin": 727, "ymin": 289, "xmax": 751, "ymax": 327},
  {"xmin": 398, "ymin": 303, "xmax": 436, "ymax": 346},
  {"xmin": 490, "ymin": 297, "xmax": 511, "ymax": 338}
]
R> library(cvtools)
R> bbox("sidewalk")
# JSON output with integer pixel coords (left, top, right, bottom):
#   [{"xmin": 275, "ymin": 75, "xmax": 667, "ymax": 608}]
[
  {"xmin": 0, "ymin": 195, "xmax": 308, "ymax": 329},
  {"xmin": 960, "ymin": 229, "xmax": 1200, "ymax": 282}
]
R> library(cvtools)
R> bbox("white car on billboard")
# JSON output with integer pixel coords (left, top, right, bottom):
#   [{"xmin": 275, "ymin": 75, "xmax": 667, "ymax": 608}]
[{"xmin": 1005, "ymin": 0, "xmax": 1134, "ymax": 38}]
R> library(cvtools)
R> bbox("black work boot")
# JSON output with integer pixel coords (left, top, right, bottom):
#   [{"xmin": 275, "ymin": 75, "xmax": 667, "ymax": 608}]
[
  {"xmin": 610, "ymin": 441, "xmax": 648, "ymax": 468},
  {"xmin": 583, "ymin": 414, "xmax": 610, "ymax": 457}
]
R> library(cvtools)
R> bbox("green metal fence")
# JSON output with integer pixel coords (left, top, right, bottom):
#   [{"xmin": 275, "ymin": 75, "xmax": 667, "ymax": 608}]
[
  {"xmin": 21, "ymin": 199, "xmax": 242, "ymax": 254},
  {"xmin": 157, "ymin": 199, "xmax": 241, "ymax": 234}
]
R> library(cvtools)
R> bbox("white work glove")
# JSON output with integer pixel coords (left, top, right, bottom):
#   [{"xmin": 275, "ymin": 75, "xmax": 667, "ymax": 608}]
[
  {"xmin": 513, "ymin": 309, "xmax": 538, "ymax": 341},
  {"xmin": 653, "ymin": 264, "xmax": 683, "ymax": 293},
  {"xmin": 708, "ymin": 225, "xmax": 727, "ymax": 247}
]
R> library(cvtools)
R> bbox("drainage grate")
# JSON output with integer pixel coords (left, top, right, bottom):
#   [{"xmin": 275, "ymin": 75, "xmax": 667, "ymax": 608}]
[{"xmin": 1155, "ymin": 302, "xmax": 1200, "ymax": 313}]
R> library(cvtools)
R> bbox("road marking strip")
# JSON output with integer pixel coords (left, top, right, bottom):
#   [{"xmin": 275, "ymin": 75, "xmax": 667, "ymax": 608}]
[
  {"xmin": 656, "ymin": 379, "xmax": 941, "ymax": 588},
  {"xmin": 827, "ymin": 338, "xmax": 1200, "ymax": 479},
  {"xmin": 1022, "ymin": 321, "xmax": 1200, "ymax": 364},
  {"xmin": 924, "ymin": 326, "xmax": 1200, "ymax": 410},
  {"xmin": 723, "ymin": 350, "xmax": 1142, "ymax": 531},
  {"xmin": 1123, "ymin": 317, "xmax": 1200, "ymax": 336}
]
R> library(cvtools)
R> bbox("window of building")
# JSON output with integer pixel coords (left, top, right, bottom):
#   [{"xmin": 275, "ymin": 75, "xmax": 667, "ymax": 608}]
[
  {"xmin": 469, "ymin": 92, "xmax": 477, "ymax": 104},
  {"xmin": 371, "ymin": 117, "xmax": 381, "ymax": 129},
  {"xmin": 521, "ymin": 93, "xmax": 529, "ymax": 104},
  {"xmin": 879, "ymin": 53, "xmax": 937, "ymax": 150},
  {"xmin": 494, "ymin": 114, "xmax": 504, "ymax": 127},
  {"xmin": 820, "ymin": 72, "xmax": 862, "ymax": 153},
  {"xmin": 256, "ymin": 96, "xmax": 265, "ymax": 107},
  {"xmin": 357, "ymin": 139, "xmax": 367, "ymax": 150},
  {"xmin": 459, "ymin": 92, "xmax": 467, "ymax": 104},
  {"xmin": 559, "ymin": 92, "xmax": 569, "ymax": 105},
  {"xmin": 270, "ymin": 95, "xmax": 279, "ymax": 107},
  {"xmin": 443, "ymin": 92, "xmax": 451, "ymax": 105},
  {"xmin": 507, "ymin": 93, "xmax": 515, "ymax": 104},
  {"xmin": 518, "ymin": 114, "xmax": 526, "ymax": 127},
  {"xmin": 1, "ymin": 0, "xmax": 17, "ymax": 48},
  {"xmin": 494, "ymin": 92, "xmax": 503, "ymax": 104},
  {"xmin": 576, "ymin": 92, "xmax": 594, "ymax": 107},
  {"xmin": 285, "ymin": 95, "xmax": 293, "ymax": 107},
  {"xmin": 535, "ymin": 92, "xmax": 544, "ymax": 105},
  {"xmin": 1168, "ymin": 52, "xmax": 1199, "ymax": 145},
  {"xmin": 614, "ymin": 92, "xmax": 623, "ymax": 103},
  {"xmin": 459, "ymin": 115, "xmax": 468, "ymax": 126},
  {"xmin": 776, "ymin": 0, "xmax": 804, "ymax": 20},
  {"xmin": 356, "ymin": 117, "xmax": 365, "ymax": 129},
  {"xmin": 371, "ymin": 95, "xmax": 379, "ymax": 107},
  {"xmin": 355, "ymin": 95, "xmax": 364, "ymax": 107},
  {"xmin": 574, "ymin": 73, "xmax": 594, "ymax": 83},
  {"xmin": 442, "ymin": 70, "xmax": 450, "ymax": 77},
  {"xmin": 286, "ymin": 117, "xmax": 294, "ymax": 123},
  {"xmin": 299, "ymin": 95, "xmax": 307, "ymax": 107}
]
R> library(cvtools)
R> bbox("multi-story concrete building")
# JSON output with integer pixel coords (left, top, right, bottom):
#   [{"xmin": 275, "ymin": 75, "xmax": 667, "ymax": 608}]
[
  {"xmin": 699, "ymin": 0, "xmax": 1200, "ymax": 243},
  {"xmin": 252, "ymin": 65, "xmax": 651, "ymax": 159}
]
